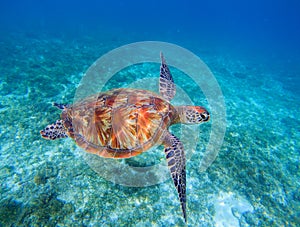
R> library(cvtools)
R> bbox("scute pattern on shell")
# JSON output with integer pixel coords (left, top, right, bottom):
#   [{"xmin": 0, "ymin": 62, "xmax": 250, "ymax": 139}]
[{"xmin": 67, "ymin": 88, "xmax": 176, "ymax": 158}]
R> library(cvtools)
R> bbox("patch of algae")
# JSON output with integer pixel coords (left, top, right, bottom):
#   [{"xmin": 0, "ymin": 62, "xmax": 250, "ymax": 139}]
[
  {"xmin": 0, "ymin": 193, "xmax": 75, "ymax": 226},
  {"xmin": 0, "ymin": 198, "xmax": 23, "ymax": 226}
]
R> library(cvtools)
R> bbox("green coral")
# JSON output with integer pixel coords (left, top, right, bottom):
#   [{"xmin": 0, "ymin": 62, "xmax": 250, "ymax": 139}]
[
  {"xmin": 0, "ymin": 198, "xmax": 23, "ymax": 226},
  {"xmin": 33, "ymin": 174, "xmax": 47, "ymax": 185},
  {"xmin": 18, "ymin": 192, "xmax": 74, "ymax": 226}
]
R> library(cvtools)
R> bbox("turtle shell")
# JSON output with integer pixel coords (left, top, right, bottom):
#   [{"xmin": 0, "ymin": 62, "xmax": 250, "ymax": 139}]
[{"xmin": 63, "ymin": 88, "xmax": 177, "ymax": 158}]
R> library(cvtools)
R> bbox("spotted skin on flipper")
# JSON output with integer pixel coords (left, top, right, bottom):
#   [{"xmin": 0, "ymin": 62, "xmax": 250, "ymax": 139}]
[
  {"xmin": 40, "ymin": 120, "xmax": 68, "ymax": 140},
  {"xmin": 163, "ymin": 132, "xmax": 187, "ymax": 222}
]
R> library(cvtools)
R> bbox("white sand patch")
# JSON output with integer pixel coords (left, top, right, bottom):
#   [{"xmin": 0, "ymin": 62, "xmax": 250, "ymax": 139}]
[{"xmin": 213, "ymin": 191, "xmax": 253, "ymax": 227}]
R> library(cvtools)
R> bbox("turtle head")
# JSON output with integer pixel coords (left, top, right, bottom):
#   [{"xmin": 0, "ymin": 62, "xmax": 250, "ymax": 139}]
[{"xmin": 175, "ymin": 106, "xmax": 210, "ymax": 124}]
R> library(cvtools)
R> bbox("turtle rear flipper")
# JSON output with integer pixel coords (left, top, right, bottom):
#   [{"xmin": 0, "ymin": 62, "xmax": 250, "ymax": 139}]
[
  {"xmin": 163, "ymin": 132, "xmax": 187, "ymax": 222},
  {"xmin": 40, "ymin": 120, "xmax": 68, "ymax": 140}
]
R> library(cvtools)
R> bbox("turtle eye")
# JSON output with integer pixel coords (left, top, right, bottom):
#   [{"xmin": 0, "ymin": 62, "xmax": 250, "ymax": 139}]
[{"xmin": 200, "ymin": 112, "xmax": 210, "ymax": 121}]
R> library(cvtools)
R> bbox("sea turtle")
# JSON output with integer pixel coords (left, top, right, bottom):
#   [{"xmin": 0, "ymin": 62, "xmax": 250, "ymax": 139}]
[{"xmin": 40, "ymin": 53, "xmax": 210, "ymax": 222}]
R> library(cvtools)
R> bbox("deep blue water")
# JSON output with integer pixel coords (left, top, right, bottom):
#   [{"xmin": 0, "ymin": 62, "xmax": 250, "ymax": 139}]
[
  {"xmin": 1, "ymin": 0, "xmax": 299, "ymax": 93},
  {"xmin": 0, "ymin": 1, "xmax": 299, "ymax": 226},
  {"xmin": 1, "ymin": 0, "xmax": 300, "ymax": 50}
]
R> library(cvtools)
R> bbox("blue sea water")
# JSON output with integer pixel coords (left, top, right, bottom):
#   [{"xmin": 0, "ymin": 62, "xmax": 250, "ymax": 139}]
[{"xmin": 0, "ymin": 0, "xmax": 299, "ymax": 226}]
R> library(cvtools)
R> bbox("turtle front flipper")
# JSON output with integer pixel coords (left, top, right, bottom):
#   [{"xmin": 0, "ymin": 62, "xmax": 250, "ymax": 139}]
[
  {"xmin": 159, "ymin": 52, "xmax": 176, "ymax": 101},
  {"xmin": 40, "ymin": 120, "xmax": 68, "ymax": 140},
  {"xmin": 163, "ymin": 131, "xmax": 187, "ymax": 222}
]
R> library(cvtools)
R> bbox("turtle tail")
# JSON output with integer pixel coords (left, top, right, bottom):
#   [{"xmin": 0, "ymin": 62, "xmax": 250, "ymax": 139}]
[{"xmin": 53, "ymin": 103, "xmax": 69, "ymax": 110}]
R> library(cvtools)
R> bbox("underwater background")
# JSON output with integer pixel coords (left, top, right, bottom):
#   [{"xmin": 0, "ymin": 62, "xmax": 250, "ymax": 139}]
[{"xmin": 0, "ymin": 0, "xmax": 299, "ymax": 226}]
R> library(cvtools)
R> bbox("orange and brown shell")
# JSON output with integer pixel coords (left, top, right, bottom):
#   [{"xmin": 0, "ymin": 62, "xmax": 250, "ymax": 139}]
[{"xmin": 62, "ymin": 88, "xmax": 177, "ymax": 158}]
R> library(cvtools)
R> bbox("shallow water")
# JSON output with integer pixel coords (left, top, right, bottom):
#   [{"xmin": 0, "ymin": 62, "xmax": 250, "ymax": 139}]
[
  {"xmin": 1, "ymin": 1, "xmax": 300, "ymax": 225},
  {"xmin": 0, "ymin": 32, "xmax": 299, "ymax": 226}
]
